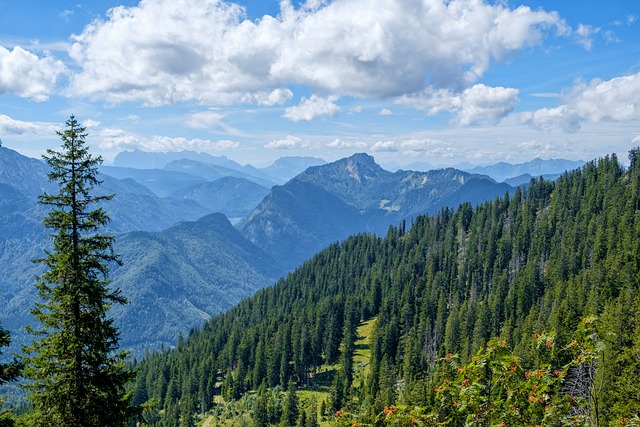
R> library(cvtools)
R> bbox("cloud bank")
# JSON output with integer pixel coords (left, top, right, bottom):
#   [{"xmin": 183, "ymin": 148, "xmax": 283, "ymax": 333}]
[
  {"xmin": 523, "ymin": 71, "xmax": 640, "ymax": 131},
  {"xmin": 0, "ymin": 46, "xmax": 66, "ymax": 101},
  {"xmin": 66, "ymin": 0, "xmax": 562, "ymax": 113}
]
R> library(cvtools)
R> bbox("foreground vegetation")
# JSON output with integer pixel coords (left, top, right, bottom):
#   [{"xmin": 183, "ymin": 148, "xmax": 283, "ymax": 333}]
[{"xmin": 131, "ymin": 149, "xmax": 640, "ymax": 426}]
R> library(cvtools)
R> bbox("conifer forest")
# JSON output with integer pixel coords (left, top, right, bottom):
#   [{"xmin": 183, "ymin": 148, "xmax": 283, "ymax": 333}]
[{"xmin": 129, "ymin": 149, "xmax": 640, "ymax": 426}]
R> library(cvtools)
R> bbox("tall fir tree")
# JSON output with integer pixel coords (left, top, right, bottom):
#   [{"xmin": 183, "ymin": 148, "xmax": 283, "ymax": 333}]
[
  {"xmin": 0, "ymin": 325, "xmax": 21, "ymax": 427},
  {"xmin": 22, "ymin": 115, "xmax": 134, "ymax": 427}
]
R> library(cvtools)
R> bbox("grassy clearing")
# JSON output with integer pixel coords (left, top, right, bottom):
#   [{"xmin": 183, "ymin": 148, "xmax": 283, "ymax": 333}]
[
  {"xmin": 354, "ymin": 317, "xmax": 376, "ymax": 373},
  {"xmin": 198, "ymin": 317, "xmax": 378, "ymax": 427}
]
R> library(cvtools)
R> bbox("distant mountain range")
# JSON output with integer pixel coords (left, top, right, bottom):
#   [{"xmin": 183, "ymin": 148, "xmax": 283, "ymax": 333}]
[
  {"xmin": 0, "ymin": 147, "xmax": 281, "ymax": 355},
  {"xmin": 239, "ymin": 153, "xmax": 514, "ymax": 270},
  {"xmin": 0, "ymin": 147, "xmax": 586, "ymax": 353},
  {"xmin": 109, "ymin": 213, "xmax": 282, "ymax": 354},
  {"xmin": 112, "ymin": 149, "xmax": 325, "ymax": 185},
  {"xmin": 464, "ymin": 158, "xmax": 585, "ymax": 182}
]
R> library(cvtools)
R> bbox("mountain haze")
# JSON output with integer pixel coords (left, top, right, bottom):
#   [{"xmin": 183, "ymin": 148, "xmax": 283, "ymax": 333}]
[
  {"xmin": 110, "ymin": 213, "xmax": 283, "ymax": 353},
  {"xmin": 467, "ymin": 157, "xmax": 585, "ymax": 182},
  {"xmin": 0, "ymin": 147, "xmax": 282, "ymax": 355},
  {"xmin": 240, "ymin": 153, "xmax": 513, "ymax": 270}
]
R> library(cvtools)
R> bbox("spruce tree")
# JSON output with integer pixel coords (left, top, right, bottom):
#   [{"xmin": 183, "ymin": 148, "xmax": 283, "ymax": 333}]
[
  {"xmin": 0, "ymin": 325, "xmax": 21, "ymax": 427},
  {"xmin": 22, "ymin": 115, "xmax": 133, "ymax": 427}
]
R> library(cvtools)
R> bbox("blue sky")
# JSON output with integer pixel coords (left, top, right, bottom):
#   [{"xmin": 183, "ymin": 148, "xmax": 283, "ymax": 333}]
[{"xmin": 0, "ymin": 0, "xmax": 639, "ymax": 169}]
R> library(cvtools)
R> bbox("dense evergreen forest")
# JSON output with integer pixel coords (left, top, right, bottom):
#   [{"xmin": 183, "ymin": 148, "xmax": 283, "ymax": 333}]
[{"xmin": 133, "ymin": 149, "xmax": 640, "ymax": 426}]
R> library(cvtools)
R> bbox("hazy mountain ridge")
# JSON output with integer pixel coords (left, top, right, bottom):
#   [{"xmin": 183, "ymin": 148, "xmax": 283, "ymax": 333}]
[
  {"xmin": 0, "ymin": 146, "xmax": 586, "ymax": 353},
  {"xmin": 164, "ymin": 159, "xmax": 275, "ymax": 188},
  {"xmin": 260, "ymin": 156, "xmax": 326, "ymax": 183},
  {"xmin": 111, "ymin": 149, "xmax": 322, "ymax": 185},
  {"xmin": 113, "ymin": 149, "xmax": 244, "ymax": 170},
  {"xmin": 167, "ymin": 176, "xmax": 269, "ymax": 221},
  {"xmin": 240, "ymin": 153, "xmax": 514, "ymax": 270},
  {"xmin": 110, "ymin": 213, "xmax": 283, "ymax": 353},
  {"xmin": 467, "ymin": 158, "xmax": 585, "ymax": 182},
  {"xmin": 0, "ymin": 147, "xmax": 282, "ymax": 354}
]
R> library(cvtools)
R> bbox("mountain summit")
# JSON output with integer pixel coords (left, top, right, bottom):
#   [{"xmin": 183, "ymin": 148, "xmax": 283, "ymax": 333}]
[{"xmin": 240, "ymin": 153, "xmax": 512, "ymax": 270}]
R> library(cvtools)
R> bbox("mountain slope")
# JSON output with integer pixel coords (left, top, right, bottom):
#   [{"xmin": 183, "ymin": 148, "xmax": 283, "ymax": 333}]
[
  {"xmin": 0, "ymin": 147, "xmax": 280, "ymax": 355},
  {"xmin": 164, "ymin": 159, "xmax": 275, "ymax": 188},
  {"xmin": 240, "ymin": 153, "xmax": 513, "ymax": 270},
  {"xmin": 134, "ymin": 150, "xmax": 640, "ymax": 426},
  {"xmin": 167, "ymin": 176, "xmax": 269, "ymax": 221},
  {"xmin": 110, "ymin": 213, "xmax": 283, "ymax": 353}
]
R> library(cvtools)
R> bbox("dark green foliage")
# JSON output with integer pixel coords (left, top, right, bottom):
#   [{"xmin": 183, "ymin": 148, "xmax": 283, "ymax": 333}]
[
  {"xmin": 22, "ymin": 116, "xmax": 134, "ymax": 427},
  {"xmin": 0, "ymin": 325, "xmax": 21, "ymax": 426},
  {"xmin": 282, "ymin": 379, "xmax": 298, "ymax": 427},
  {"xmin": 135, "ymin": 149, "xmax": 640, "ymax": 425}
]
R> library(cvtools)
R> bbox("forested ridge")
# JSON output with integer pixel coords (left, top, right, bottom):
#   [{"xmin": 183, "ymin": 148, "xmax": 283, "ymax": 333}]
[{"xmin": 133, "ymin": 149, "xmax": 640, "ymax": 426}]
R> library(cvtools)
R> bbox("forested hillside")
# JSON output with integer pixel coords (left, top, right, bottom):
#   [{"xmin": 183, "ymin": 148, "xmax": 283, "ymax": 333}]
[{"xmin": 133, "ymin": 149, "xmax": 640, "ymax": 426}]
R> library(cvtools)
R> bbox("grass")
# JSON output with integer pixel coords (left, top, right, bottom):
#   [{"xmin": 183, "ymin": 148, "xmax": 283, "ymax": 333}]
[
  {"xmin": 198, "ymin": 317, "xmax": 379, "ymax": 427},
  {"xmin": 354, "ymin": 317, "xmax": 376, "ymax": 365}
]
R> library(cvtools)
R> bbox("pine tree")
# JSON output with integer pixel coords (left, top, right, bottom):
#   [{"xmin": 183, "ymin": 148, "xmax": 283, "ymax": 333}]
[
  {"xmin": 22, "ymin": 115, "xmax": 134, "ymax": 427},
  {"xmin": 0, "ymin": 325, "xmax": 21, "ymax": 427},
  {"xmin": 282, "ymin": 379, "xmax": 299, "ymax": 427}
]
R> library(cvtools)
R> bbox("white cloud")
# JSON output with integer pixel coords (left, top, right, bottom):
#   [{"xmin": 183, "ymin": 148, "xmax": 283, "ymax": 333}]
[
  {"xmin": 283, "ymin": 95, "xmax": 340, "ymax": 122},
  {"xmin": 186, "ymin": 111, "xmax": 225, "ymax": 129},
  {"xmin": 633, "ymin": 135, "xmax": 640, "ymax": 144},
  {"xmin": 368, "ymin": 137, "xmax": 457, "ymax": 158},
  {"xmin": 379, "ymin": 108, "xmax": 393, "ymax": 116},
  {"xmin": 67, "ymin": 0, "xmax": 563, "ymax": 105},
  {"xmin": 82, "ymin": 119, "xmax": 101, "ymax": 128},
  {"xmin": 399, "ymin": 84, "xmax": 519, "ymax": 125},
  {"xmin": 400, "ymin": 138, "xmax": 456, "ymax": 158},
  {"xmin": 326, "ymin": 138, "xmax": 367, "ymax": 149},
  {"xmin": 96, "ymin": 128, "xmax": 239, "ymax": 151},
  {"xmin": 265, "ymin": 135, "xmax": 314, "ymax": 149},
  {"xmin": 0, "ymin": 46, "xmax": 66, "ymax": 101},
  {"xmin": 257, "ymin": 88, "xmax": 294, "ymax": 106},
  {"xmin": 523, "ymin": 71, "xmax": 640, "ymax": 131},
  {"xmin": 575, "ymin": 23, "xmax": 599, "ymax": 51},
  {"xmin": 371, "ymin": 140, "xmax": 398, "ymax": 152},
  {"xmin": 0, "ymin": 114, "xmax": 40, "ymax": 134}
]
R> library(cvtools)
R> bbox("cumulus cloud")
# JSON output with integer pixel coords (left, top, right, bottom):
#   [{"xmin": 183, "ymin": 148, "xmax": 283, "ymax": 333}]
[
  {"xmin": 523, "ymin": 71, "xmax": 640, "ymax": 131},
  {"xmin": 575, "ymin": 24, "xmax": 600, "ymax": 51},
  {"xmin": 265, "ymin": 135, "xmax": 315, "ymax": 149},
  {"xmin": 326, "ymin": 138, "xmax": 368, "ymax": 149},
  {"xmin": 0, "ymin": 46, "xmax": 66, "ymax": 101},
  {"xmin": 0, "ymin": 114, "xmax": 40, "ymax": 134},
  {"xmin": 379, "ymin": 108, "xmax": 393, "ymax": 116},
  {"xmin": 371, "ymin": 140, "xmax": 398, "ymax": 152},
  {"xmin": 399, "ymin": 84, "xmax": 519, "ymax": 125},
  {"xmin": 283, "ymin": 95, "xmax": 340, "ymax": 122},
  {"xmin": 83, "ymin": 119, "xmax": 101, "ymax": 128},
  {"xmin": 97, "ymin": 128, "xmax": 239, "ymax": 151},
  {"xmin": 186, "ymin": 111, "xmax": 225, "ymax": 129},
  {"xmin": 67, "ymin": 0, "xmax": 563, "ymax": 106},
  {"xmin": 368, "ymin": 137, "xmax": 457, "ymax": 158},
  {"xmin": 400, "ymin": 138, "xmax": 456, "ymax": 158}
]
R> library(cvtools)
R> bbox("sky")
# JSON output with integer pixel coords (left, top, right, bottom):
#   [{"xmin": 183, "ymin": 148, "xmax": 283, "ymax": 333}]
[{"xmin": 0, "ymin": 0, "xmax": 639, "ymax": 169}]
